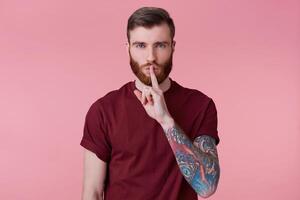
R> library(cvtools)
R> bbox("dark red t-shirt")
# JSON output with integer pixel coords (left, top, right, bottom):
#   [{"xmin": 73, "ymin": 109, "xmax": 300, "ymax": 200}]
[{"xmin": 80, "ymin": 78, "xmax": 219, "ymax": 200}]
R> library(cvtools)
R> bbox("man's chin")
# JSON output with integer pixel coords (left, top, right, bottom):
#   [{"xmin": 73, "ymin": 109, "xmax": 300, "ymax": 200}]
[
  {"xmin": 139, "ymin": 78, "xmax": 152, "ymax": 86},
  {"xmin": 138, "ymin": 76, "xmax": 168, "ymax": 86}
]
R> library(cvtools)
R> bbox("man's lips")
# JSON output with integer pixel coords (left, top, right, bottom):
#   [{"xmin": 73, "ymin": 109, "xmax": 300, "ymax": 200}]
[
  {"xmin": 145, "ymin": 68, "xmax": 158, "ymax": 71},
  {"xmin": 143, "ymin": 66, "xmax": 159, "ymax": 75},
  {"xmin": 144, "ymin": 65, "xmax": 159, "ymax": 70},
  {"xmin": 144, "ymin": 68, "xmax": 159, "ymax": 73}
]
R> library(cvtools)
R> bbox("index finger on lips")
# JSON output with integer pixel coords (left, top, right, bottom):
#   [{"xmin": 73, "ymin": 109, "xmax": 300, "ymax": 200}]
[{"xmin": 150, "ymin": 65, "xmax": 159, "ymax": 90}]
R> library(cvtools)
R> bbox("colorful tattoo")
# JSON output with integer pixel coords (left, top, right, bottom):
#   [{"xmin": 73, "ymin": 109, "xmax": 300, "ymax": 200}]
[{"xmin": 164, "ymin": 123, "xmax": 220, "ymax": 197}]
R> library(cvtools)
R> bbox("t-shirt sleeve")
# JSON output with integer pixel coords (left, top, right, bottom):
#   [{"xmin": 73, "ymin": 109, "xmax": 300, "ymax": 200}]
[
  {"xmin": 80, "ymin": 101, "xmax": 111, "ymax": 162},
  {"xmin": 193, "ymin": 98, "xmax": 220, "ymax": 146}
]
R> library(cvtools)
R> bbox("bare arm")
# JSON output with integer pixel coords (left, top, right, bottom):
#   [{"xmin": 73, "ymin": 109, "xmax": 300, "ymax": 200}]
[
  {"xmin": 162, "ymin": 122, "xmax": 220, "ymax": 198},
  {"xmin": 81, "ymin": 149, "xmax": 107, "ymax": 200}
]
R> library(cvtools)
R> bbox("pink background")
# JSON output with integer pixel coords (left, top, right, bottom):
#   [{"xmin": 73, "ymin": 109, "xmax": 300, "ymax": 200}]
[{"xmin": 1, "ymin": 0, "xmax": 299, "ymax": 199}]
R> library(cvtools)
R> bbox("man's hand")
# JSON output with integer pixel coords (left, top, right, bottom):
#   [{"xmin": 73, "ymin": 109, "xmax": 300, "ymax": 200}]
[{"xmin": 133, "ymin": 65, "xmax": 174, "ymax": 129}]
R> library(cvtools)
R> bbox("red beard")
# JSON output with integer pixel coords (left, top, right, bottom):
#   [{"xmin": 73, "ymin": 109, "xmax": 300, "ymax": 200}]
[{"xmin": 129, "ymin": 51, "xmax": 173, "ymax": 86}]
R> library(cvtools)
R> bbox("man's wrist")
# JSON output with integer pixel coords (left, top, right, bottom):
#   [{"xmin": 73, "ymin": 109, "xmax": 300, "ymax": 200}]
[{"xmin": 160, "ymin": 116, "xmax": 175, "ymax": 132}]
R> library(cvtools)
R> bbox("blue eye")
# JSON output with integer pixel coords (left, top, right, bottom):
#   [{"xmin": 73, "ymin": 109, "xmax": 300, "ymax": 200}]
[
  {"xmin": 136, "ymin": 43, "xmax": 145, "ymax": 48},
  {"xmin": 157, "ymin": 43, "xmax": 166, "ymax": 48}
]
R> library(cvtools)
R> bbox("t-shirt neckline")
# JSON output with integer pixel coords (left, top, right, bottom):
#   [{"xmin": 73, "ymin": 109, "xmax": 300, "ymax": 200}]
[{"xmin": 130, "ymin": 77, "xmax": 176, "ymax": 97}]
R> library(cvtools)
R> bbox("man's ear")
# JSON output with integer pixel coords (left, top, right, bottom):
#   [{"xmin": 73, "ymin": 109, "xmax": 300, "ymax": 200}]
[
  {"xmin": 172, "ymin": 40, "xmax": 176, "ymax": 52},
  {"xmin": 125, "ymin": 41, "xmax": 130, "ymax": 55}
]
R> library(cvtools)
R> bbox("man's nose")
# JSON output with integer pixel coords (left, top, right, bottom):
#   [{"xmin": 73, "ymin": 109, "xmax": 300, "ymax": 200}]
[{"xmin": 146, "ymin": 47, "xmax": 156, "ymax": 63}]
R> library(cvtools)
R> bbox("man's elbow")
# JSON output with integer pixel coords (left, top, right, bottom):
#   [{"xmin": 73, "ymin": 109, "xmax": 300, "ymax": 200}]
[
  {"xmin": 81, "ymin": 186, "xmax": 104, "ymax": 200},
  {"xmin": 197, "ymin": 187, "xmax": 217, "ymax": 199}
]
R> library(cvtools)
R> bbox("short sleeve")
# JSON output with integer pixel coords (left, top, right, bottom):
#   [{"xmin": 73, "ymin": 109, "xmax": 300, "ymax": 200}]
[
  {"xmin": 193, "ymin": 98, "xmax": 220, "ymax": 146},
  {"xmin": 80, "ymin": 101, "xmax": 111, "ymax": 162}
]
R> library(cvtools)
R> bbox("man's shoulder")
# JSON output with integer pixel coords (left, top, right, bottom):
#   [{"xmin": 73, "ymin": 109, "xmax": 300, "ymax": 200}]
[
  {"xmin": 176, "ymin": 81, "xmax": 212, "ymax": 102},
  {"xmin": 90, "ymin": 81, "xmax": 133, "ymax": 108}
]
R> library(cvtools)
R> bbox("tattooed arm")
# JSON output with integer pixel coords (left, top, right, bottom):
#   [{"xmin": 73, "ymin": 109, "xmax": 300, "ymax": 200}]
[
  {"xmin": 132, "ymin": 66, "xmax": 219, "ymax": 198},
  {"xmin": 161, "ymin": 120, "xmax": 220, "ymax": 198}
]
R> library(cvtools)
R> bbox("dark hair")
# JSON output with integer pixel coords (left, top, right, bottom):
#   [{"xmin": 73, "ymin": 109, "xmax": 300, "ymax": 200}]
[{"xmin": 127, "ymin": 7, "xmax": 175, "ymax": 42}]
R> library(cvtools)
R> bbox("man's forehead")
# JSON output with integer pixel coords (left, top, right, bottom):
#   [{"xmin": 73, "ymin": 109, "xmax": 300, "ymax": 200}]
[{"xmin": 129, "ymin": 24, "xmax": 172, "ymax": 44}]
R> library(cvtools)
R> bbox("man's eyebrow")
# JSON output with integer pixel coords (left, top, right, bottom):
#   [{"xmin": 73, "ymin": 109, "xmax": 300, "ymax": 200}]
[
  {"xmin": 132, "ymin": 41, "xmax": 145, "ymax": 45},
  {"xmin": 154, "ymin": 41, "xmax": 170, "ymax": 45}
]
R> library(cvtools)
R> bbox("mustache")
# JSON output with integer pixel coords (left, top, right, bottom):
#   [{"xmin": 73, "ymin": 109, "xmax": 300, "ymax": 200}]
[{"xmin": 141, "ymin": 62, "xmax": 159, "ymax": 68}]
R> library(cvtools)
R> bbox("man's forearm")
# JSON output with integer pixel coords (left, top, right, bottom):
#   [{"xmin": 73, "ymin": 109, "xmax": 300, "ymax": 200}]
[{"xmin": 161, "ymin": 119, "xmax": 220, "ymax": 198}]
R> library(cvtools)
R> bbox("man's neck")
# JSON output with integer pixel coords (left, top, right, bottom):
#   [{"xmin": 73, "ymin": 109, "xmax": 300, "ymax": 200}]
[{"xmin": 135, "ymin": 77, "xmax": 171, "ymax": 93}]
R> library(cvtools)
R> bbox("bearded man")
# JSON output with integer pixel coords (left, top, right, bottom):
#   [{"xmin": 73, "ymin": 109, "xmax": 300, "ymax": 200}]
[{"xmin": 80, "ymin": 6, "xmax": 220, "ymax": 200}]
